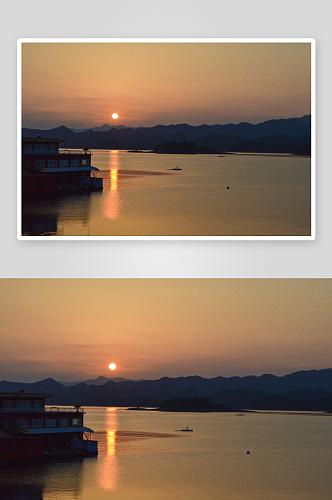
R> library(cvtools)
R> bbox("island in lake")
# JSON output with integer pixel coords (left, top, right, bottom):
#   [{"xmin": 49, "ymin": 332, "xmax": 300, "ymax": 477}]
[
  {"xmin": 128, "ymin": 396, "xmax": 237, "ymax": 412},
  {"xmin": 152, "ymin": 141, "xmax": 218, "ymax": 154}
]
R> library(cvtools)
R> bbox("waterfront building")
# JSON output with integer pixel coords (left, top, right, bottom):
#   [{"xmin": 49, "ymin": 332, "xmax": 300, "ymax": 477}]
[
  {"xmin": 0, "ymin": 391, "xmax": 97, "ymax": 461},
  {"xmin": 22, "ymin": 137, "xmax": 102, "ymax": 195}
]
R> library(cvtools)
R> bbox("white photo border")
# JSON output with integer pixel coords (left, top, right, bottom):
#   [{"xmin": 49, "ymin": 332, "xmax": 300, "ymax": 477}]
[{"xmin": 17, "ymin": 38, "xmax": 316, "ymax": 241}]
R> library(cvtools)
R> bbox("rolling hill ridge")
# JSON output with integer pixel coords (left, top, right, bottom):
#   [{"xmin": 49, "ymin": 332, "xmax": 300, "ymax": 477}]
[
  {"xmin": 1, "ymin": 368, "xmax": 330, "ymax": 411},
  {"xmin": 22, "ymin": 116, "xmax": 311, "ymax": 154}
]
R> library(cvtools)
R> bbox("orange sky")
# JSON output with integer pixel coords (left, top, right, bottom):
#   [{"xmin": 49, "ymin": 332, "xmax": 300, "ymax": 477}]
[
  {"xmin": 21, "ymin": 42, "xmax": 311, "ymax": 129},
  {"xmin": 0, "ymin": 279, "xmax": 330, "ymax": 382}
]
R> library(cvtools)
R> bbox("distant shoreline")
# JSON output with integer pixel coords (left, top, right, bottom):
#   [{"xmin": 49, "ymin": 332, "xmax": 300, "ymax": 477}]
[
  {"xmin": 126, "ymin": 407, "xmax": 242, "ymax": 413},
  {"xmin": 127, "ymin": 407, "xmax": 331, "ymax": 416},
  {"xmin": 126, "ymin": 150, "xmax": 310, "ymax": 158},
  {"xmin": 229, "ymin": 152, "xmax": 311, "ymax": 158}
]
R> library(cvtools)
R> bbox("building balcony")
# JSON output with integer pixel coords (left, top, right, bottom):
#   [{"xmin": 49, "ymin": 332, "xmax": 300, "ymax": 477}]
[
  {"xmin": 0, "ymin": 407, "xmax": 85, "ymax": 414},
  {"xmin": 23, "ymin": 150, "xmax": 92, "ymax": 155}
]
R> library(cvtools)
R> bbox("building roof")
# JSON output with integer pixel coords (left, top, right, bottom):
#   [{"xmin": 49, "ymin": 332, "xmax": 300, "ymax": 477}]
[
  {"xmin": 36, "ymin": 167, "xmax": 99, "ymax": 173},
  {"xmin": 0, "ymin": 393, "xmax": 53, "ymax": 400},
  {"xmin": 22, "ymin": 168, "xmax": 55, "ymax": 177},
  {"xmin": 22, "ymin": 138, "xmax": 65, "ymax": 144},
  {"xmin": 19, "ymin": 426, "xmax": 94, "ymax": 435},
  {"xmin": 0, "ymin": 430, "xmax": 11, "ymax": 439}
]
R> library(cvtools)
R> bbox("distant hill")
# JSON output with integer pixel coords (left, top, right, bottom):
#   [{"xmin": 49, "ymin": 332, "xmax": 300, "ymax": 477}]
[
  {"xmin": 22, "ymin": 116, "xmax": 311, "ymax": 154},
  {"xmin": 197, "ymin": 134, "xmax": 311, "ymax": 155},
  {"xmin": 153, "ymin": 141, "xmax": 216, "ymax": 154},
  {"xmin": 158, "ymin": 396, "xmax": 234, "ymax": 412},
  {"xmin": 1, "ymin": 368, "xmax": 331, "ymax": 410},
  {"xmin": 60, "ymin": 376, "xmax": 130, "ymax": 387},
  {"xmin": 297, "ymin": 115, "xmax": 311, "ymax": 124},
  {"xmin": 71, "ymin": 124, "xmax": 129, "ymax": 133},
  {"xmin": 0, "ymin": 378, "xmax": 65, "ymax": 396}
]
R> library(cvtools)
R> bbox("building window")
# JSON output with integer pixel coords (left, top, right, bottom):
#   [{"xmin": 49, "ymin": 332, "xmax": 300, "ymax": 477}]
[
  {"xmin": 31, "ymin": 400, "xmax": 44, "ymax": 411},
  {"xmin": 35, "ymin": 145, "xmax": 47, "ymax": 153},
  {"xmin": 25, "ymin": 160, "xmax": 31, "ymax": 167},
  {"xmin": 46, "ymin": 419, "xmax": 57, "ymax": 427},
  {"xmin": 4, "ymin": 420, "xmax": 11, "ymax": 428},
  {"xmin": 47, "ymin": 144, "xmax": 57, "ymax": 153},
  {"xmin": 3, "ymin": 401, "xmax": 15, "ymax": 411},
  {"xmin": 24, "ymin": 144, "xmax": 33, "ymax": 153},
  {"xmin": 71, "ymin": 160, "xmax": 79, "ymax": 166},
  {"xmin": 81, "ymin": 159, "xmax": 90, "ymax": 165},
  {"xmin": 27, "ymin": 442, "xmax": 35, "ymax": 453},
  {"xmin": 59, "ymin": 419, "xmax": 70, "ymax": 427},
  {"xmin": 32, "ymin": 419, "xmax": 43, "ymax": 428},
  {"xmin": 35, "ymin": 160, "xmax": 45, "ymax": 167},
  {"xmin": 44, "ymin": 179, "xmax": 50, "ymax": 188},
  {"xmin": 60, "ymin": 160, "xmax": 69, "ymax": 166},
  {"xmin": 48, "ymin": 160, "xmax": 57, "ymax": 167},
  {"xmin": 29, "ymin": 180, "xmax": 36, "ymax": 189},
  {"xmin": 17, "ymin": 401, "xmax": 31, "ymax": 411},
  {"xmin": 72, "ymin": 418, "xmax": 82, "ymax": 426},
  {"xmin": 17, "ymin": 420, "xmax": 29, "ymax": 429},
  {"xmin": 10, "ymin": 442, "xmax": 17, "ymax": 453}
]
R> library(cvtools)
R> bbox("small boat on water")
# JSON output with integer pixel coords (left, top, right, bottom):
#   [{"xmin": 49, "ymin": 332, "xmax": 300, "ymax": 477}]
[
  {"xmin": 80, "ymin": 175, "xmax": 103, "ymax": 191},
  {"xmin": 167, "ymin": 166, "xmax": 182, "ymax": 171},
  {"xmin": 180, "ymin": 426, "xmax": 193, "ymax": 432}
]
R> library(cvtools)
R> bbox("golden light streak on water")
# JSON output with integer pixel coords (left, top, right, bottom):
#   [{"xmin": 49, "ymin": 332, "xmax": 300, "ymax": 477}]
[
  {"xmin": 111, "ymin": 169, "xmax": 118, "ymax": 191},
  {"xmin": 97, "ymin": 409, "xmax": 119, "ymax": 491},
  {"xmin": 103, "ymin": 150, "xmax": 121, "ymax": 219},
  {"xmin": 107, "ymin": 430, "xmax": 116, "ymax": 456}
]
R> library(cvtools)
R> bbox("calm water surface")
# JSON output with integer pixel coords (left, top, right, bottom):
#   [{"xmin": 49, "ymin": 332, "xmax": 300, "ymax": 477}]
[
  {"xmin": 0, "ymin": 407, "xmax": 331, "ymax": 499},
  {"xmin": 22, "ymin": 150, "xmax": 311, "ymax": 236}
]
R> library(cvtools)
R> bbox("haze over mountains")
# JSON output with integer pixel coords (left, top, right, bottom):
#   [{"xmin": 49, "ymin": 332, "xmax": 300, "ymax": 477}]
[
  {"xmin": 60, "ymin": 376, "xmax": 134, "ymax": 387},
  {"xmin": 22, "ymin": 115, "xmax": 311, "ymax": 155},
  {"xmin": 71, "ymin": 124, "xmax": 129, "ymax": 133},
  {"xmin": 1, "ymin": 368, "xmax": 330, "ymax": 411}
]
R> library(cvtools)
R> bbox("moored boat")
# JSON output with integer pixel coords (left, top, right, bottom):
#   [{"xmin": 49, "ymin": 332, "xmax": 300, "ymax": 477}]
[{"xmin": 167, "ymin": 166, "xmax": 182, "ymax": 171}]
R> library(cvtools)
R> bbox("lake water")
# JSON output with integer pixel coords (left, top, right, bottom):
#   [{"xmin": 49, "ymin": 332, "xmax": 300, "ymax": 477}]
[
  {"xmin": 21, "ymin": 150, "xmax": 311, "ymax": 237},
  {"xmin": 1, "ymin": 407, "xmax": 331, "ymax": 499}
]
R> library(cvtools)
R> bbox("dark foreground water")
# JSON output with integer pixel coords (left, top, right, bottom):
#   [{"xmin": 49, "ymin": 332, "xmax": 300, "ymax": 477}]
[
  {"xmin": 0, "ymin": 408, "xmax": 331, "ymax": 499},
  {"xmin": 21, "ymin": 150, "xmax": 311, "ymax": 237}
]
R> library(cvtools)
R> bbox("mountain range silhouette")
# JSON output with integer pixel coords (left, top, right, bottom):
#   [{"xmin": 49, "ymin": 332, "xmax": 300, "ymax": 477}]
[
  {"xmin": 1, "ymin": 368, "xmax": 330, "ymax": 411},
  {"xmin": 22, "ymin": 115, "xmax": 311, "ymax": 155}
]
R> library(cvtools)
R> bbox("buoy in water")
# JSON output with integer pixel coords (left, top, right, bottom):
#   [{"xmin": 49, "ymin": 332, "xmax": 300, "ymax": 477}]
[
  {"xmin": 227, "ymin": 186, "xmax": 230, "ymax": 189},
  {"xmin": 247, "ymin": 451, "xmax": 250, "ymax": 454}
]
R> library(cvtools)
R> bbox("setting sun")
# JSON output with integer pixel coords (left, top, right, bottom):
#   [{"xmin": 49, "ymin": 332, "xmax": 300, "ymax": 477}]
[
  {"xmin": 109, "ymin": 363, "xmax": 117, "ymax": 370},
  {"xmin": 112, "ymin": 113, "xmax": 118, "ymax": 120}
]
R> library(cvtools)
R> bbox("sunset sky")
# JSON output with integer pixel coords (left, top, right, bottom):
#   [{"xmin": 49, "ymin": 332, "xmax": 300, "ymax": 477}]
[
  {"xmin": 21, "ymin": 41, "xmax": 311, "ymax": 129},
  {"xmin": 0, "ymin": 279, "xmax": 330, "ymax": 383}
]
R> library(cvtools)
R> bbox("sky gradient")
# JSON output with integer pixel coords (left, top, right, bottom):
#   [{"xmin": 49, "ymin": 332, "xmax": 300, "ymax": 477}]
[
  {"xmin": 0, "ymin": 279, "xmax": 330, "ymax": 383},
  {"xmin": 21, "ymin": 41, "xmax": 311, "ymax": 129}
]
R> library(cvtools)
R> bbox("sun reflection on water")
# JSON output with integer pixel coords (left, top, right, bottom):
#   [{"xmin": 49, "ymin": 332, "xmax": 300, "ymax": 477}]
[
  {"xmin": 110, "ymin": 168, "xmax": 118, "ymax": 191},
  {"xmin": 107, "ymin": 429, "xmax": 116, "ymax": 455},
  {"xmin": 98, "ymin": 408, "xmax": 119, "ymax": 491},
  {"xmin": 103, "ymin": 151, "xmax": 121, "ymax": 220}
]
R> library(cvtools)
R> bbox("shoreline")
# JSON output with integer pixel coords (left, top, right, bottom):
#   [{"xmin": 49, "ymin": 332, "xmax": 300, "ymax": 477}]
[
  {"xmin": 127, "ymin": 407, "xmax": 331, "ymax": 416},
  {"xmin": 126, "ymin": 150, "xmax": 310, "ymax": 158},
  {"xmin": 228, "ymin": 152, "xmax": 311, "ymax": 158}
]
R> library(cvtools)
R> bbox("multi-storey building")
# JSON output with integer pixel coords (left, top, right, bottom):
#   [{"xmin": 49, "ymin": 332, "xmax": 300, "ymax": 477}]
[
  {"xmin": 0, "ymin": 391, "xmax": 97, "ymax": 461},
  {"xmin": 22, "ymin": 137, "xmax": 103, "ymax": 195}
]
